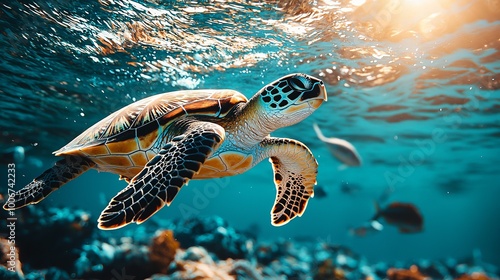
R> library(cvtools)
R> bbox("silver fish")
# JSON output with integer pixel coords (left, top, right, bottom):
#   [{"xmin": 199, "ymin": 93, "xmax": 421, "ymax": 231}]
[{"xmin": 313, "ymin": 123, "xmax": 362, "ymax": 167}]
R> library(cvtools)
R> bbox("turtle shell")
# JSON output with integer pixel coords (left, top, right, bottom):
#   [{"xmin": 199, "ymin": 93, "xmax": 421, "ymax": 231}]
[{"xmin": 54, "ymin": 90, "xmax": 247, "ymax": 157}]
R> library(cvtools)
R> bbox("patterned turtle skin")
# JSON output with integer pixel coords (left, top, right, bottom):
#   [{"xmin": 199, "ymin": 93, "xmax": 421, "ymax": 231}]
[{"xmin": 4, "ymin": 73, "xmax": 327, "ymax": 230}]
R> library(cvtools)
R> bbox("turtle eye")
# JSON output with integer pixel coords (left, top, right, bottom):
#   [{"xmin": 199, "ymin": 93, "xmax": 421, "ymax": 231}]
[{"xmin": 289, "ymin": 75, "xmax": 311, "ymax": 91}]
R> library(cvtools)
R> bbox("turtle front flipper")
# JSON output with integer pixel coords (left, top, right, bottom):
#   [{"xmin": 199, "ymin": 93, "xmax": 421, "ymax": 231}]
[
  {"xmin": 97, "ymin": 122, "xmax": 225, "ymax": 230},
  {"xmin": 262, "ymin": 137, "xmax": 318, "ymax": 226},
  {"xmin": 3, "ymin": 156, "xmax": 95, "ymax": 210}
]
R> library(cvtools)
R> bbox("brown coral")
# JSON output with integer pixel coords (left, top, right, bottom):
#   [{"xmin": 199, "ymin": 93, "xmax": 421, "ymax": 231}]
[
  {"xmin": 149, "ymin": 229, "xmax": 180, "ymax": 274},
  {"xmin": 387, "ymin": 265, "xmax": 430, "ymax": 280},
  {"xmin": 314, "ymin": 259, "xmax": 346, "ymax": 280},
  {"xmin": 456, "ymin": 272, "xmax": 492, "ymax": 280},
  {"xmin": 0, "ymin": 237, "xmax": 23, "ymax": 277}
]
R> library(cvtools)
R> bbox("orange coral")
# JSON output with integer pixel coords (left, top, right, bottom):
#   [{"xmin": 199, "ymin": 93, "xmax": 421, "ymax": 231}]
[
  {"xmin": 315, "ymin": 259, "xmax": 346, "ymax": 280},
  {"xmin": 0, "ymin": 238, "xmax": 23, "ymax": 276},
  {"xmin": 149, "ymin": 230, "xmax": 180, "ymax": 274},
  {"xmin": 387, "ymin": 265, "xmax": 429, "ymax": 280},
  {"xmin": 456, "ymin": 272, "xmax": 492, "ymax": 280}
]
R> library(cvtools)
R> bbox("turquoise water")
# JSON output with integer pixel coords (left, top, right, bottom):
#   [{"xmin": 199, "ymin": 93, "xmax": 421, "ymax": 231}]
[{"xmin": 1, "ymin": 0, "xmax": 499, "ymax": 270}]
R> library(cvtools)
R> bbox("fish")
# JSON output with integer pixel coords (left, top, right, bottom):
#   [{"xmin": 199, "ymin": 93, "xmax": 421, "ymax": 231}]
[
  {"xmin": 372, "ymin": 202, "xmax": 424, "ymax": 233},
  {"xmin": 377, "ymin": 186, "xmax": 395, "ymax": 205},
  {"xmin": 340, "ymin": 181, "xmax": 362, "ymax": 195},
  {"xmin": 314, "ymin": 185, "xmax": 329, "ymax": 198},
  {"xmin": 349, "ymin": 220, "xmax": 384, "ymax": 237},
  {"xmin": 0, "ymin": 146, "xmax": 25, "ymax": 165},
  {"xmin": 313, "ymin": 123, "xmax": 362, "ymax": 167}
]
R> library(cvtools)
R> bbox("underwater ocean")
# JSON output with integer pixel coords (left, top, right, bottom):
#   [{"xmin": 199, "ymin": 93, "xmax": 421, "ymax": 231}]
[{"xmin": 1, "ymin": 0, "xmax": 499, "ymax": 279}]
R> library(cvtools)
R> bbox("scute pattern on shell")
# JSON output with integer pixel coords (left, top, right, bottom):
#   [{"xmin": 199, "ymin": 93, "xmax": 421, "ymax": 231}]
[{"xmin": 54, "ymin": 90, "xmax": 247, "ymax": 155}]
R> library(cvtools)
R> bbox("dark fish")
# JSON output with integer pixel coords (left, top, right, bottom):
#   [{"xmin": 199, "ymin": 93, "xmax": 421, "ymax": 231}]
[
  {"xmin": 349, "ymin": 220, "xmax": 384, "ymax": 237},
  {"xmin": 0, "ymin": 146, "xmax": 25, "ymax": 165},
  {"xmin": 340, "ymin": 181, "xmax": 362, "ymax": 195},
  {"xmin": 377, "ymin": 186, "xmax": 395, "ymax": 205},
  {"xmin": 313, "ymin": 123, "xmax": 362, "ymax": 167},
  {"xmin": 314, "ymin": 185, "xmax": 328, "ymax": 198},
  {"xmin": 437, "ymin": 178, "xmax": 468, "ymax": 194},
  {"xmin": 373, "ymin": 202, "xmax": 424, "ymax": 233}
]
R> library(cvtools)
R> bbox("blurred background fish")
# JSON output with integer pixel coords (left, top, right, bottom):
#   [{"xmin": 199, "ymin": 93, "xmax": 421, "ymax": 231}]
[
  {"xmin": 339, "ymin": 181, "xmax": 362, "ymax": 195},
  {"xmin": 372, "ymin": 202, "xmax": 424, "ymax": 234},
  {"xmin": 0, "ymin": 146, "xmax": 25, "ymax": 165},
  {"xmin": 349, "ymin": 220, "xmax": 384, "ymax": 237},
  {"xmin": 0, "ymin": 146, "xmax": 43, "ymax": 168},
  {"xmin": 313, "ymin": 185, "xmax": 329, "ymax": 199},
  {"xmin": 350, "ymin": 201, "xmax": 424, "ymax": 236},
  {"xmin": 377, "ymin": 186, "xmax": 395, "ymax": 205},
  {"xmin": 313, "ymin": 123, "xmax": 362, "ymax": 168}
]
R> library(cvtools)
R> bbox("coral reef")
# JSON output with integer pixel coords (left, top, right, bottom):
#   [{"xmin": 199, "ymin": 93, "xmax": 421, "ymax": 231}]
[
  {"xmin": 0, "ymin": 238, "xmax": 23, "ymax": 277},
  {"xmin": 73, "ymin": 234, "xmax": 154, "ymax": 279},
  {"xmin": 387, "ymin": 265, "xmax": 429, "ymax": 280},
  {"xmin": 174, "ymin": 216, "xmax": 253, "ymax": 260},
  {"xmin": 313, "ymin": 244, "xmax": 362, "ymax": 279},
  {"xmin": 0, "ymin": 206, "xmax": 498, "ymax": 280},
  {"xmin": 0, "ymin": 205, "xmax": 94, "ymax": 272}
]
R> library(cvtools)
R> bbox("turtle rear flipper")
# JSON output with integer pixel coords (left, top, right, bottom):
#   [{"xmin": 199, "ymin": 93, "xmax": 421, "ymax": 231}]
[
  {"xmin": 97, "ymin": 121, "xmax": 225, "ymax": 230},
  {"xmin": 263, "ymin": 137, "xmax": 318, "ymax": 226},
  {"xmin": 3, "ymin": 156, "xmax": 95, "ymax": 210}
]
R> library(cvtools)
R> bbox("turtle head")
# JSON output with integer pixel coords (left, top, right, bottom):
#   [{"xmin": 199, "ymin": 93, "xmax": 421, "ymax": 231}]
[{"xmin": 257, "ymin": 73, "xmax": 327, "ymax": 127}]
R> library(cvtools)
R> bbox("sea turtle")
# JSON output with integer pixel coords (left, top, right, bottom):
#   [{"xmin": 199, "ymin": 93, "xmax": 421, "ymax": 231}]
[{"xmin": 4, "ymin": 73, "xmax": 327, "ymax": 230}]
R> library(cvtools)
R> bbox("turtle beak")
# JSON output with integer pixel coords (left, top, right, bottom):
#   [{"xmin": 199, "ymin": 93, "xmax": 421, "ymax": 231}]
[
  {"xmin": 304, "ymin": 80, "xmax": 327, "ymax": 109},
  {"xmin": 318, "ymin": 81, "xmax": 327, "ymax": 101}
]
